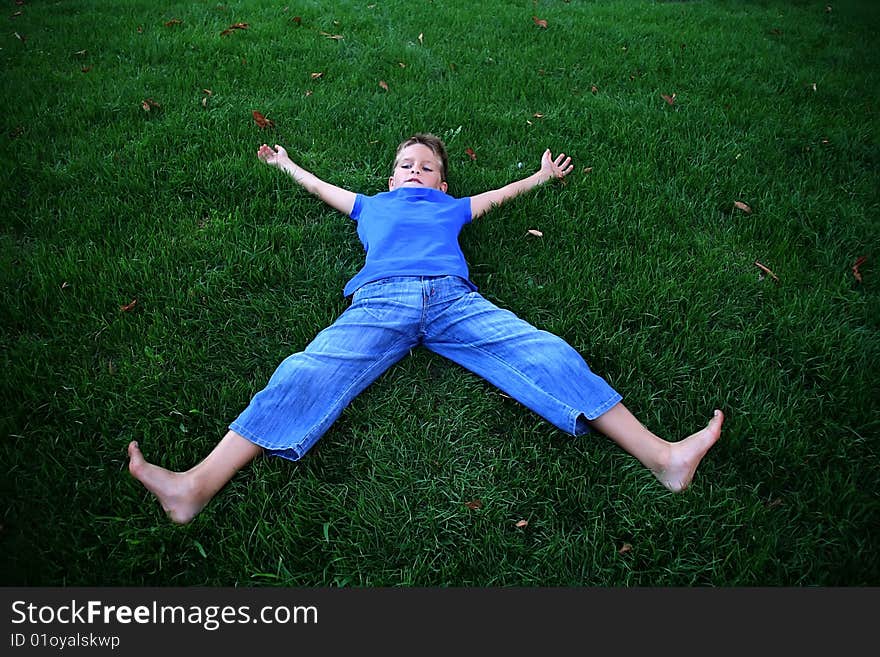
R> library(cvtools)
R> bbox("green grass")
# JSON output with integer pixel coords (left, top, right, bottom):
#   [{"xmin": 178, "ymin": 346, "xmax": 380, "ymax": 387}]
[{"xmin": 1, "ymin": 0, "xmax": 878, "ymax": 586}]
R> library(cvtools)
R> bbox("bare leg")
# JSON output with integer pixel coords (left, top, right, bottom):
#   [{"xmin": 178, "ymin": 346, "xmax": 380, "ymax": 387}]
[
  {"xmin": 588, "ymin": 403, "xmax": 723, "ymax": 492},
  {"xmin": 128, "ymin": 430, "xmax": 262, "ymax": 524}
]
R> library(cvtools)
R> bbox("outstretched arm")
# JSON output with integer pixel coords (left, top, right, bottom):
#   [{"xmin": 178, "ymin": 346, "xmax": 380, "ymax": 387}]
[
  {"xmin": 470, "ymin": 149, "xmax": 573, "ymax": 220},
  {"xmin": 258, "ymin": 144, "xmax": 357, "ymax": 216}
]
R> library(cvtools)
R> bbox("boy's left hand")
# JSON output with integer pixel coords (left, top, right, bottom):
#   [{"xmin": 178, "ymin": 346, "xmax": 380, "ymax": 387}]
[{"xmin": 540, "ymin": 149, "xmax": 573, "ymax": 181}]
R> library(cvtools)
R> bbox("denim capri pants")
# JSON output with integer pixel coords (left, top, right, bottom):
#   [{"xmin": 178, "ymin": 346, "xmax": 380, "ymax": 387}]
[{"xmin": 230, "ymin": 275, "xmax": 622, "ymax": 460}]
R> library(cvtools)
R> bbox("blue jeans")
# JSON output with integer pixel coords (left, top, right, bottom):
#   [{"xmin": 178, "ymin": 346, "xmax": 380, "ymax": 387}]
[{"xmin": 230, "ymin": 276, "xmax": 622, "ymax": 460}]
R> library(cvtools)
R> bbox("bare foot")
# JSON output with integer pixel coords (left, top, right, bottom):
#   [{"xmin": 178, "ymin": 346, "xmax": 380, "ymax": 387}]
[
  {"xmin": 127, "ymin": 441, "xmax": 205, "ymax": 524},
  {"xmin": 653, "ymin": 410, "xmax": 724, "ymax": 492}
]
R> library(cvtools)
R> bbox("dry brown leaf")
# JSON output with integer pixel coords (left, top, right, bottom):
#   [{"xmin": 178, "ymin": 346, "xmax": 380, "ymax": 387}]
[
  {"xmin": 305, "ymin": 90, "xmax": 313, "ymax": 97},
  {"xmin": 418, "ymin": 32, "xmax": 424, "ymax": 45},
  {"xmin": 252, "ymin": 110, "xmax": 274, "ymax": 129},
  {"xmin": 61, "ymin": 282, "xmax": 70, "ymax": 291},
  {"xmin": 532, "ymin": 16, "xmax": 548, "ymax": 29},
  {"xmin": 291, "ymin": 16, "xmax": 302, "ymax": 25},
  {"xmin": 527, "ymin": 229, "xmax": 544, "ymax": 238},
  {"xmin": 164, "ymin": 18, "xmax": 182, "ymax": 27},
  {"xmin": 583, "ymin": 167, "xmax": 593, "ymax": 174},
  {"xmin": 120, "ymin": 299, "xmax": 138, "ymax": 312},
  {"xmin": 310, "ymin": 71, "xmax": 324, "ymax": 80},
  {"xmin": 618, "ymin": 543, "xmax": 632, "ymax": 555},
  {"xmin": 533, "ymin": 112, "xmax": 544, "ymax": 118},
  {"xmin": 221, "ymin": 22, "xmax": 249, "ymax": 36},
  {"xmin": 754, "ymin": 260, "xmax": 780, "ymax": 283},
  {"xmin": 465, "ymin": 147, "xmax": 476, "ymax": 161},
  {"xmin": 201, "ymin": 97, "xmax": 208, "ymax": 108},
  {"xmin": 852, "ymin": 256, "xmax": 867, "ymax": 283},
  {"xmin": 591, "ymin": 85, "xmax": 598, "ymax": 94},
  {"xmin": 661, "ymin": 93, "xmax": 677, "ymax": 105},
  {"xmin": 137, "ymin": 25, "xmax": 143, "ymax": 34},
  {"xmin": 398, "ymin": 62, "xmax": 406, "ymax": 68},
  {"xmin": 378, "ymin": 80, "xmax": 389, "ymax": 91},
  {"xmin": 734, "ymin": 201, "xmax": 752, "ymax": 214},
  {"xmin": 141, "ymin": 98, "xmax": 160, "ymax": 112},
  {"xmin": 320, "ymin": 31, "xmax": 344, "ymax": 40},
  {"xmin": 515, "ymin": 519, "xmax": 529, "ymax": 528},
  {"xmin": 74, "ymin": 49, "xmax": 88, "ymax": 57},
  {"xmin": 464, "ymin": 500, "xmax": 483, "ymax": 510}
]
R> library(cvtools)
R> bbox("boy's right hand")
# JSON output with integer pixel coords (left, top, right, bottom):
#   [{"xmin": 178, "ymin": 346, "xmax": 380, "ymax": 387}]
[{"xmin": 258, "ymin": 143, "xmax": 291, "ymax": 168}]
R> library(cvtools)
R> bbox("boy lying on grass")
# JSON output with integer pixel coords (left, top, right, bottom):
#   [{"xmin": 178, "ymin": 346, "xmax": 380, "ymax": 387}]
[{"xmin": 129, "ymin": 133, "xmax": 723, "ymax": 524}]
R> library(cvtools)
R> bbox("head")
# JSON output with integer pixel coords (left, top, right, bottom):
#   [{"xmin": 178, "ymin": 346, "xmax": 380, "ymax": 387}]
[{"xmin": 388, "ymin": 133, "xmax": 449, "ymax": 192}]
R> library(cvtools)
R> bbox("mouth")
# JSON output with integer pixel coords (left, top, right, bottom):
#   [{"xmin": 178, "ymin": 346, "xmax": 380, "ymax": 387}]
[{"xmin": 405, "ymin": 178, "xmax": 423, "ymax": 184}]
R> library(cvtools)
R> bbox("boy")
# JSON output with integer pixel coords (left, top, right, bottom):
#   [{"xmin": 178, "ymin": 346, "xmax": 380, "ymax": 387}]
[{"xmin": 128, "ymin": 134, "xmax": 723, "ymax": 524}]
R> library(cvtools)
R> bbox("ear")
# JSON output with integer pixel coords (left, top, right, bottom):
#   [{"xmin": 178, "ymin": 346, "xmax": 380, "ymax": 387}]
[
  {"xmin": 388, "ymin": 176, "xmax": 395, "ymax": 190},
  {"xmin": 439, "ymin": 181, "xmax": 448, "ymax": 193}
]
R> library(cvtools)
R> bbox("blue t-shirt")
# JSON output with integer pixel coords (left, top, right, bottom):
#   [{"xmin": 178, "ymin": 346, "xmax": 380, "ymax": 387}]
[{"xmin": 343, "ymin": 187, "xmax": 476, "ymax": 296}]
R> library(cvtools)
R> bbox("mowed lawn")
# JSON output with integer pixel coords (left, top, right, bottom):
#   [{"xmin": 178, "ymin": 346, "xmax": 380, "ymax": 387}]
[{"xmin": 1, "ymin": 0, "xmax": 878, "ymax": 586}]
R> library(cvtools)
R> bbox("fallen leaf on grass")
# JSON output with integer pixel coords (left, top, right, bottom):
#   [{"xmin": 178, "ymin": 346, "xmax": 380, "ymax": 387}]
[
  {"xmin": 532, "ymin": 16, "xmax": 548, "ymax": 29},
  {"xmin": 13, "ymin": 31, "xmax": 25, "ymax": 42},
  {"xmin": 515, "ymin": 520, "xmax": 528, "ymax": 528},
  {"xmin": 465, "ymin": 147, "xmax": 476, "ymax": 161},
  {"xmin": 310, "ymin": 71, "xmax": 324, "ymax": 80},
  {"xmin": 221, "ymin": 22, "xmax": 249, "ymax": 36},
  {"xmin": 754, "ymin": 260, "xmax": 780, "ymax": 284},
  {"xmin": 852, "ymin": 256, "xmax": 867, "ymax": 283},
  {"xmin": 464, "ymin": 500, "xmax": 483, "ymax": 510},
  {"xmin": 252, "ymin": 110, "xmax": 274, "ymax": 128},
  {"xmin": 120, "ymin": 299, "xmax": 138, "ymax": 312},
  {"xmin": 61, "ymin": 281, "xmax": 70, "ymax": 290},
  {"xmin": 320, "ymin": 31, "xmax": 344, "ymax": 40},
  {"xmin": 74, "ymin": 49, "xmax": 88, "ymax": 56},
  {"xmin": 533, "ymin": 112, "xmax": 544, "ymax": 119},
  {"xmin": 733, "ymin": 201, "xmax": 752, "ymax": 214},
  {"xmin": 591, "ymin": 85, "xmax": 598, "ymax": 94},
  {"xmin": 291, "ymin": 16, "xmax": 302, "ymax": 25},
  {"xmin": 141, "ymin": 98, "xmax": 160, "ymax": 112},
  {"xmin": 661, "ymin": 93, "xmax": 677, "ymax": 105},
  {"xmin": 202, "ymin": 88, "xmax": 213, "ymax": 96},
  {"xmin": 527, "ymin": 229, "xmax": 543, "ymax": 238},
  {"xmin": 378, "ymin": 80, "xmax": 389, "ymax": 91},
  {"xmin": 11, "ymin": 10, "xmax": 22, "ymax": 18},
  {"xmin": 164, "ymin": 18, "xmax": 182, "ymax": 27},
  {"xmin": 583, "ymin": 167, "xmax": 593, "ymax": 174},
  {"xmin": 618, "ymin": 543, "xmax": 632, "ymax": 554},
  {"xmin": 81, "ymin": 66, "xmax": 91, "ymax": 73},
  {"xmin": 418, "ymin": 32, "xmax": 423, "ymax": 45}
]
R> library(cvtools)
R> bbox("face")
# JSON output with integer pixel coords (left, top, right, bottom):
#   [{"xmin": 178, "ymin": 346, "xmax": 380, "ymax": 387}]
[{"xmin": 388, "ymin": 143, "xmax": 447, "ymax": 192}]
